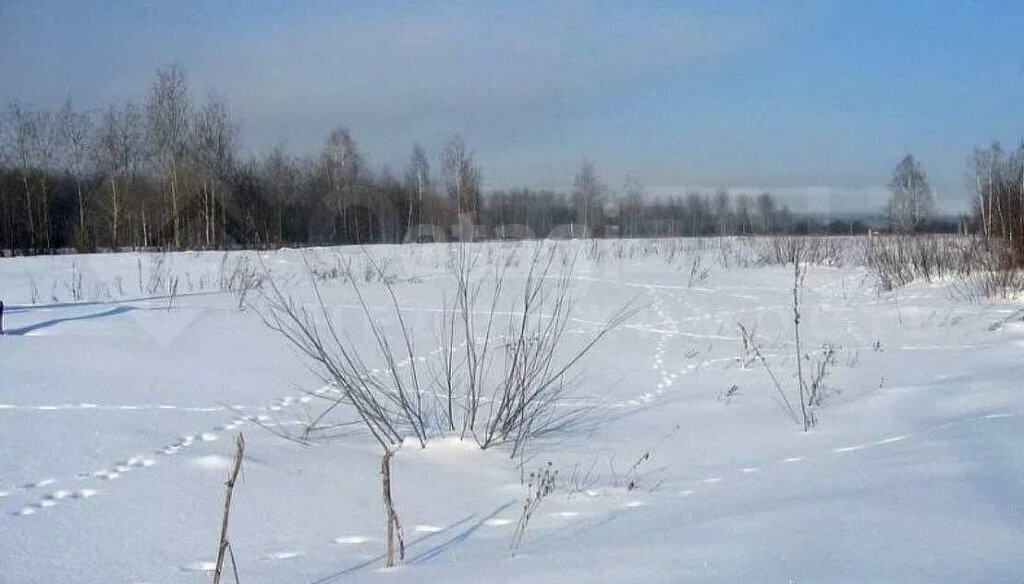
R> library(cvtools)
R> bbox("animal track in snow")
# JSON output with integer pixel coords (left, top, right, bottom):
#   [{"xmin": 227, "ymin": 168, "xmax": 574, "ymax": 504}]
[
  {"xmin": 0, "ymin": 402, "xmax": 241, "ymax": 413},
  {"xmin": 413, "ymin": 525, "xmax": 444, "ymax": 533},
  {"xmin": 548, "ymin": 511, "xmax": 580, "ymax": 518},
  {"xmin": 646, "ymin": 411, "xmax": 1024, "ymax": 522},
  {"xmin": 833, "ymin": 444, "xmax": 867, "ymax": 453},
  {"xmin": 263, "ymin": 551, "xmax": 303, "ymax": 561},
  {"xmin": 334, "ymin": 535, "xmax": 373, "ymax": 545}
]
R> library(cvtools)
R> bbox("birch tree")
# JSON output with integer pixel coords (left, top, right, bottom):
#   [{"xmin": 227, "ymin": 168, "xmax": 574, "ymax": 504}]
[
  {"xmin": 572, "ymin": 159, "xmax": 602, "ymax": 235},
  {"xmin": 98, "ymin": 103, "xmax": 145, "ymax": 248},
  {"xmin": 404, "ymin": 144, "xmax": 430, "ymax": 235},
  {"xmin": 441, "ymin": 135, "xmax": 481, "ymax": 222},
  {"xmin": 56, "ymin": 100, "xmax": 94, "ymax": 250},
  {"xmin": 191, "ymin": 93, "xmax": 237, "ymax": 248},
  {"xmin": 146, "ymin": 63, "xmax": 191, "ymax": 248},
  {"xmin": 887, "ymin": 154, "xmax": 933, "ymax": 233}
]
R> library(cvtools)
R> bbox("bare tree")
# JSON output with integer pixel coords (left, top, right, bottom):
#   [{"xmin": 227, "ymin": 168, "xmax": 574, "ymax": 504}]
[
  {"xmin": 735, "ymin": 193, "xmax": 752, "ymax": 235},
  {"xmin": 191, "ymin": 92, "xmax": 237, "ymax": 248},
  {"xmin": 7, "ymin": 102, "xmax": 59, "ymax": 250},
  {"xmin": 322, "ymin": 126, "xmax": 365, "ymax": 242},
  {"xmin": 260, "ymin": 144, "xmax": 301, "ymax": 244},
  {"xmin": 971, "ymin": 142, "xmax": 1024, "ymax": 261},
  {"xmin": 622, "ymin": 174, "xmax": 645, "ymax": 237},
  {"xmin": 98, "ymin": 103, "xmax": 146, "ymax": 249},
  {"xmin": 684, "ymin": 191, "xmax": 710, "ymax": 236},
  {"xmin": 6, "ymin": 102, "xmax": 39, "ymax": 250},
  {"xmin": 0, "ymin": 115, "xmax": 12, "ymax": 249},
  {"xmin": 146, "ymin": 63, "xmax": 191, "ymax": 249},
  {"xmin": 756, "ymin": 192, "xmax": 776, "ymax": 234},
  {"xmin": 404, "ymin": 144, "xmax": 430, "ymax": 237},
  {"xmin": 572, "ymin": 159, "xmax": 602, "ymax": 236},
  {"xmin": 713, "ymin": 189, "xmax": 732, "ymax": 235},
  {"xmin": 56, "ymin": 100, "xmax": 94, "ymax": 250},
  {"xmin": 441, "ymin": 135, "xmax": 482, "ymax": 223},
  {"xmin": 322, "ymin": 126, "xmax": 363, "ymax": 191},
  {"xmin": 887, "ymin": 154, "xmax": 934, "ymax": 233},
  {"xmin": 971, "ymin": 146, "xmax": 996, "ymax": 239}
]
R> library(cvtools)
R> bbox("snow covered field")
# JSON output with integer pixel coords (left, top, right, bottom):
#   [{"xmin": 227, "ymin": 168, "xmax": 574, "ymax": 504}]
[{"xmin": 1, "ymin": 238, "xmax": 1022, "ymax": 583}]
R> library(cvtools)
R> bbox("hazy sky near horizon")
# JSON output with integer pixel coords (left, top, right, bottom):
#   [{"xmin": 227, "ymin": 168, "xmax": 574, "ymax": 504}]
[{"xmin": 2, "ymin": 0, "xmax": 1022, "ymax": 213}]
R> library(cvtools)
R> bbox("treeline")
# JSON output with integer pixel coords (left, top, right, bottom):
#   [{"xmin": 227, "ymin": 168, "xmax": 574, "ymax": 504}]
[
  {"xmin": 971, "ymin": 143, "xmax": 1024, "ymax": 263},
  {"xmin": 0, "ymin": 64, "xmax": 980, "ymax": 255}
]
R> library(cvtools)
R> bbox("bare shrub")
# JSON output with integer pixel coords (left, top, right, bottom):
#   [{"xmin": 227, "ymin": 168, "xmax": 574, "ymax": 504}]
[
  {"xmin": 951, "ymin": 264, "xmax": 1024, "ymax": 301},
  {"xmin": 790, "ymin": 254, "xmax": 812, "ymax": 431},
  {"xmin": 738, "ymin": 249, "xmax": 835, "ymax": 430},
  {"xmin": 865, "ymin": 234, "xmax": 1024, "ymax": 300},
  {"xmin": 863, "ymin": 235, "xmax": 973, "ymax": 290},
  {"xmin": 807, "ymin": 342, "xmax": 837, "ymax": 407},
  {"xmin": 438, "ymin": 243, "xmax": 637, "ymax": 457},
  {"xmin": 687, "ymin": 253, "xmax": 711, "ymax": 288},
  {"xmin": 758, "ymin": 236, "xmax": 843, "ymax": 267},
  {"xmin": 258, "ymin": 243, "xmax": 633, "ymax": 566},
  {"xmin": 219, "ymin": 254, "xmax": 265, "ymax": 309},
  {"xmin": 259, "ymin": 259, "xmax": 429, "ymax": 450},
  {"xmin": 510, "ymin": 462, "xmax": 557, "ymax": 557}
]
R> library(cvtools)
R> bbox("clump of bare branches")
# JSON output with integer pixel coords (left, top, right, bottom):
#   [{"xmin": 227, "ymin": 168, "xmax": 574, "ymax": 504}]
[
  {"xmin": 257, "ymin": 243, "xmax": 633, "ymax": 567},
  {"xmin": 258, "ymin": 255, "xmax": 424, "ymax": 567},
  {"xmin": 219, "ymin": 253, "xmax": 265, "ymax": 309},
  {"xmin": 510, "ymin": 462, "xmax": 557, "ymax": 557},
  {"xmin": 807, "ymin": 342, "xmax": 837, "ymax": 407},
  {"xmin": 864, "ymin": 234, "xmax": 1024, "ymax": 300},
  {"xmin": 437, "ymin": 243, "xmax": 637, "ymax": 457},
  {"xmin": 565, "ymin": 457, "xmax": 600, "ymax": 498},
  {"xmin": 791, "ymin": 253, "xmax": 812, "ymax": 430},
  {"xmin": 761, "ymin": 236, "xmax": 844, "ymax": 267},
  {"xmin": 260, "ymin": 253, "xmax": 430, "ymax": 449},
  {"xmin": 738, "ymin": 246, "xmax": 835, "ymax": 431},
  {"xmin": 687, "ymin": 253, "xmax": 711, "ymax": 288}
]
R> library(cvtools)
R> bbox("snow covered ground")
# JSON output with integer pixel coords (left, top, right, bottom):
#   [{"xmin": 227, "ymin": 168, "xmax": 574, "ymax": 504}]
[{"xmin": 1, "ymin": 239, "xmax": 1022, "ymax": 583}]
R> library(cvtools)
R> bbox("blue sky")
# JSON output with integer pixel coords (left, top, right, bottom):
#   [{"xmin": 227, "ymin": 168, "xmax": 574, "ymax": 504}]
[{"xmin": 2, "ymin": 0, "xmax": 1022, "ymax": 213}]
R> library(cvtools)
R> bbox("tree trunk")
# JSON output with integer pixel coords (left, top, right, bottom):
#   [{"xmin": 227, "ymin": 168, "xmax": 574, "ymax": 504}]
[
  {"xmin": 110, "ymin": 176, "xmax": 120, "ymax": 249},
  {"xmin": 76, "ymin": 180, "xmax": 86, "ymax": 251},
  {"xmin": 171, "ymin": 159, "xmax": 181, "ymax": 249},
  {"xmin": 381, "ymin": 448, "xmax": 404, "ymax": 568},
  {"xmin": 38, "ymin": 175, "xmax": 51, "ymax": 250},
  {"xmin": 21, "ymin": 171, "xmax": 35, "ymax": 252}
]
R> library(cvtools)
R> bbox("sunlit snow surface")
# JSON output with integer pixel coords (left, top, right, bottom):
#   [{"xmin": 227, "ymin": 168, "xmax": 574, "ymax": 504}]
[{"xmin": 1, "ymin": 239, "xmax": 1022, "ymax": 583}]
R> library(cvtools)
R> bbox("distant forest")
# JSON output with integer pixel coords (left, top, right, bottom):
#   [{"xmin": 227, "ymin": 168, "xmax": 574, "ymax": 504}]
[{"xmin": 0, "ymin": 64, "xmax": 1010, "ymax": 256}]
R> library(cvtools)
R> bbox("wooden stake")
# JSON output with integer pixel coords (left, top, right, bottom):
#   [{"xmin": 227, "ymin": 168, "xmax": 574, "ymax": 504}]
[
  {"xmin": 213, "ymin": 433, "xmax": 245, "ymax": 584},
  {"xmin": 381, "ymin": 447, "xmax": 404, "ymax": 568}
]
